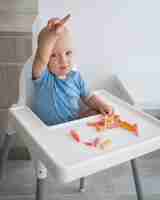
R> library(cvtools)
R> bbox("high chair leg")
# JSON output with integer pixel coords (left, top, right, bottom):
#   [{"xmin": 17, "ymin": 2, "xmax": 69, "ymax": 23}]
[
  {"xmin": 79, "ymin": 177, "xmax": 85, "ymax": 192},
  {"xmin": 130, "ymin": 159, "xmax": 144, "ymax": 200},
  {"xmin": 36, "ymin": 161, "xmax": 48, "ymax": 200},
  {"xmin": 0, "ymin": 133, "xmax": 15, "ymax": 179}
]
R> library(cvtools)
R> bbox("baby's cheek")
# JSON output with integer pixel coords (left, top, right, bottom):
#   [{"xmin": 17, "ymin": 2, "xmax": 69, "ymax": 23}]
[{"xmin": 69, "ymin": 59, "xmax": 73, "ymax": 67}]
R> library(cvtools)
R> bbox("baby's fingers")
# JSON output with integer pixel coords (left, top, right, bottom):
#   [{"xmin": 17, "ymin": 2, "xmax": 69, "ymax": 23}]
[
  {"xmin": 58, "ymin": 14, "xmax": 71, "ymax": 26},
  {"xmin": 99, "ymin": 107, "xmax": 107, "ymax": 116},
  {"xmin": 47, "ymin": 18, "xmax": 60, "ymax": 31},
  {"xmin": 55, "ymin": 14, "xmax": 71, "ymax": 34},
  {"xmin": 107, "ymin": 106, "xmax": 114, "ymax": 116},
  {"xmin": 47, "ymin": 14, "xmax": 71, "ymax": 34},
  {"xmin": 100, "ymin": 106, "xmax": 114, "ymax": 116}
]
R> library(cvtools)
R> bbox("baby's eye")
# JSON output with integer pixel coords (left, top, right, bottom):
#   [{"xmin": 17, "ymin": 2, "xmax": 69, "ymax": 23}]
[{"xmin": 65, "ymin": 50, "xmax": 72, "ymax": 56}]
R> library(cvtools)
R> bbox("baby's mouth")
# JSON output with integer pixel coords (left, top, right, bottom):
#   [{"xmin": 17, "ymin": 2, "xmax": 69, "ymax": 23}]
[{"xmin": 60, "ymin": 66, "xmax": 69, "ymax": 70}]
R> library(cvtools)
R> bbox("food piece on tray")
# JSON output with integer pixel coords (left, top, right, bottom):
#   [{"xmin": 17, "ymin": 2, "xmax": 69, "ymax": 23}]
[
  {"xmin": 93, "ymin": 137, "xmax": 101, "ymax": 147},
  {"xmin": 83, "ymin": 141, "xmax": 95, "ymax": 147},
  {"xmin": 70, "ymin": 129, "xmax": 81, "ymax": 142},
  {"xmin": 119, "ymin": 121, "xmax": 138, "ymax": 136},
  {"xmin": 87, "ymin": 114, "xmax": 139, "ymax": 136},
  {"xmin": 98, "ymin": 139, "xmax": 112, "ymax": 150},
  {"xmin": 83, "ymin": 137, "xmax": 101, "ymax": 147},
  {"xmin": 69, "ymin": 129, "xmax": 112, "ymax": 150}
]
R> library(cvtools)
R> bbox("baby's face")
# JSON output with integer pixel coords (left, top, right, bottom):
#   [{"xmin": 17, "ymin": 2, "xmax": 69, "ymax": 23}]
[{"xmin": 48, "ymin": 30, "xmax": 73, "ymax": 79}]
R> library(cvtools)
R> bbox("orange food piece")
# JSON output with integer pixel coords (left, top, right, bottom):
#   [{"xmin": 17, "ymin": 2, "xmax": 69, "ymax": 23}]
[
  {"xmin": 96, "ymin": 125, "xmax": 105, "ymax": 132},
  {"xmin": 119, "ymin": 121, "xmax": 138, "ymax": 136},
  {"xmin": 88, "ymin": 114, "xmax": 120, "ymax": 131},
  {"xmin": 70, "ymin": 129, "xmax": 81, "ymax": 142},
  {"xmin": 87, "ymin": 120, "xmax": 104, "ymax": 127},
  {"xmin": 104, "ymin": 115, "xmax": 120, "ymax": 128},
  {"xmin": 87, "ymin": 122, "xmax": 99, "ymax": 127},
  {"xmin": 87, "ymin": 114, "xmax": 139, "ymax": 136}
]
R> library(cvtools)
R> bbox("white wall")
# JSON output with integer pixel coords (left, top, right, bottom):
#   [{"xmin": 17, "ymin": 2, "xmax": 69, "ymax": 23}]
[
  {"xmin": 109, "ymin": 0, "xmax": 160, "ymax": 74},
  {"xmin": 38, "ymin": 0, "xmax": 160, "ymax": 89}
]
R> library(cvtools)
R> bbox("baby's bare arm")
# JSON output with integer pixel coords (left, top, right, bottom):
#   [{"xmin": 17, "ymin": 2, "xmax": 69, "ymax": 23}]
[
  {"xmin": 32, "ymin": 14, "xmax": 71, "ymax": 79},
  {"xmin": 82, "ymin": 95, "xmax": 114, "ymax": 116}
]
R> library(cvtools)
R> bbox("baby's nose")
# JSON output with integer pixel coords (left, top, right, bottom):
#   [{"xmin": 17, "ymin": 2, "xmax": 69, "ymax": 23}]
[{"xmin": 59, "ymin": 55, "xmax": 67, "ymax": 65}]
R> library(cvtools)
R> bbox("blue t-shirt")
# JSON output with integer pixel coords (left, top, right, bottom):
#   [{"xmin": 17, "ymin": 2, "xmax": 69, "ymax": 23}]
[{"xmin": 32, "ymin": 68, "xmax": 90, "ymax": 126}]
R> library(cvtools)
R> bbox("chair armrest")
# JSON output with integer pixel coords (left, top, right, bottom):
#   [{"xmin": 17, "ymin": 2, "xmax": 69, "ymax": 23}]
[{"xmin": 105, "ymin": 74, "xmax": 135, "ymax": 105}]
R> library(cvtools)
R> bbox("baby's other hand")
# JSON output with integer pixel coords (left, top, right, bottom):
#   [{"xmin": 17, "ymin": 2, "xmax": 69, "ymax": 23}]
[
  {"xmin": 92, "ymin": 95, "xmax": 114, "ymax": 116},
  {"xmin": 83, "ymin": 94, "xmax": 114, "ymax": 117},
  {"xmin": 98, "ymin": 103, "xmax": 114, "ymax": 116}
]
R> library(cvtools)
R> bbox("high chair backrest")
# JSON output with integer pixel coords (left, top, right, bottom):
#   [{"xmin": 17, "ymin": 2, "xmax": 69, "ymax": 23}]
[{"xmin": 18, "ymin": 55, "xmax": 35, "ymax": 109}]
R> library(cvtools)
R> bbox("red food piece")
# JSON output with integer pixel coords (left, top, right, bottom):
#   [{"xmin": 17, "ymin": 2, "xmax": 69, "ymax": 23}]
[
  {"xmin": 93, "ymin": 137, "xmax": 101, "ymax": 147},
  {"xmin": 83, "ymin": 141, "xmax": 94, "ymax": 147},
  {"xmin": 70, "ymin": 129, "xmax": 81, "ymax": 142}
]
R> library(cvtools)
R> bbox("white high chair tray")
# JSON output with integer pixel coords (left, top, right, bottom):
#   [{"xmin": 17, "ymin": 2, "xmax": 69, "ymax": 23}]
[{"xmin": 9, "ymin": 90, "xmax": 160, "ymax": 183}]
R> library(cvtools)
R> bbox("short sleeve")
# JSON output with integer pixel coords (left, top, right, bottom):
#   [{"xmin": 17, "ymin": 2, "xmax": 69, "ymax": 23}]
[{"xmin": 32, "ymin": 68, "xmax": 49, "ymax": 86}]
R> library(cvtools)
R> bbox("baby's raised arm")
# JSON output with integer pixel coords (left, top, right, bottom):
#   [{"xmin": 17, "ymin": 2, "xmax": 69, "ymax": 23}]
[{"xmin": 32, "ymin": 14, "xmax": 70, "ymax": 79}]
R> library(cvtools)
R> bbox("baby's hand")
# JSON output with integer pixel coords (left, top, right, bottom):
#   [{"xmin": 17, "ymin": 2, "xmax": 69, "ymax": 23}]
[
  {"xmin": 83, "ymin": 95, "xmax": 114, "ymax": 117},
  {"xmin": 98, "ymin": 104, "xmax": 114, "ymax": 116},
  {"xmin": 79, "ymin": 109, "xmax": 99, "ymax": 118},
  {"xmin": 92, "ymin": 95, "xmax": 114, "ymax": 116},
  {"xmin": 37, "ymin": 14, "xmax": 71, "ymax": 65}
]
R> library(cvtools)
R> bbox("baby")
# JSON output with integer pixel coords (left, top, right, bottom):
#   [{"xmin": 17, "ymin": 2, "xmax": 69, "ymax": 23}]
[{"xmin": 32, "ymin": 14, "xmax": 113, "ymax": 126}]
